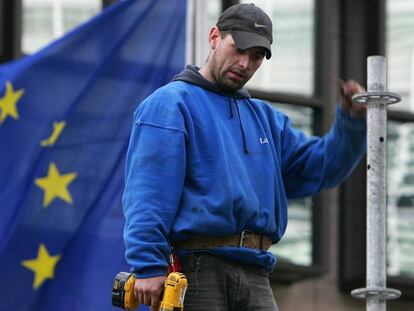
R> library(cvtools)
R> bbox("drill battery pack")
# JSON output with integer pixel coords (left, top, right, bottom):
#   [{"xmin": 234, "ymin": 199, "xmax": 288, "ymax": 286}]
[{"xmin": 112, "ymin": 272, "xmax": 138, "ymax": 310}]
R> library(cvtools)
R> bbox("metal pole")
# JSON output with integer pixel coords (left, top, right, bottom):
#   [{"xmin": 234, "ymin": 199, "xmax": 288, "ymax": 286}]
[{"xmin": 351, "ymin": 56, "xmax": 401, "ymax": 310}]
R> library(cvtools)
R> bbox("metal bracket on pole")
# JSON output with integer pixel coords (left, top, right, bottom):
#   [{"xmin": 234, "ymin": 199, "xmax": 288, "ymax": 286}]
[{"xmin": 350, "ymin": 56, "xmax": 401, "ymax": 310}]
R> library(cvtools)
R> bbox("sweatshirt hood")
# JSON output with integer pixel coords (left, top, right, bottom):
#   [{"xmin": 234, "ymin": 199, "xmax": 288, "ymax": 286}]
[
  {"xmin": 173, "ymin": 65, "xmax": 252, "ymax": 154},
  {"xmin": 172, "ymin": 65, "xmax": 251, "ymax": 99}
]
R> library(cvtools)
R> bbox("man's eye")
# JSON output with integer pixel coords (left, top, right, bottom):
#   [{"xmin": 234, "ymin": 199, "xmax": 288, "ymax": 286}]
[
  {"xmin": 234, "ymin": 47, "xmax": 244, "ymax": 54},
  {"xmin": 253, "ymin": 53, "xmax": 265, "ymax": 60}
]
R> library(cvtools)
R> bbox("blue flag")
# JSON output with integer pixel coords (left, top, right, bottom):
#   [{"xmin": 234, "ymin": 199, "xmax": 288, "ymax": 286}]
[{"xmin": 0, "ymin": 0, "xmax": 186, "ymax": 310}]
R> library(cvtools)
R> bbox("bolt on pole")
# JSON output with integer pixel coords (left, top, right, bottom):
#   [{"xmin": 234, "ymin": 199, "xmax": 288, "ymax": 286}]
[{"xmin": 351, "ymin": 56, "xmax": 401, "ymax": 310}]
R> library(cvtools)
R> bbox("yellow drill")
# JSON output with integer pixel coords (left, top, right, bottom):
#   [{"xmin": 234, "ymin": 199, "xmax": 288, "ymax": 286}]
[{"xmin": 112, "ymin": 272, "xmax": 188, "ymax": 311}]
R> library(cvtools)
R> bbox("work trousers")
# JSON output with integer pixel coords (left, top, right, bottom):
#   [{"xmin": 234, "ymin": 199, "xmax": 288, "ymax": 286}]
[{"xmin": 179, "ymin": 252, "xmax": 279, "ymax": 311}]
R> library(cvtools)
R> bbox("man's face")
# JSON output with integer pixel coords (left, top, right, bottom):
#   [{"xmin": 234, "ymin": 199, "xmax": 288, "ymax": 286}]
[{"xmin": 208, "ymin": 30, "xmax": 266, "ymax": 91}]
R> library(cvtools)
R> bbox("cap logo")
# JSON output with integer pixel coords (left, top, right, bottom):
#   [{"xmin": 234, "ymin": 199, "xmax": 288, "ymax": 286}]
[{"xmin": 254, "ymin": 21, "xmax": 267, "ymax": 29}]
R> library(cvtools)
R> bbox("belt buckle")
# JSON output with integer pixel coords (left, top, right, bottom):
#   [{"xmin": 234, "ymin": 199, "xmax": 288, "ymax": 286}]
[{"xmin": 239, "ymin": 229, "xmax": 253, "ymax": 248}]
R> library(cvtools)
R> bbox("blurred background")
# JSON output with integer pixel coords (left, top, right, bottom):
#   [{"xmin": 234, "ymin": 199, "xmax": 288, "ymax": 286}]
[{"xmin": 1, "ymin": 0, "xmax": 414, "ymax": 310}]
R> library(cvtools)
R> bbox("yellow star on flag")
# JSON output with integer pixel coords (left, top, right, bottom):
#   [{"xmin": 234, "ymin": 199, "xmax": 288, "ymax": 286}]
[
  {"xmin": 21, "ymin": 244, "xmax": 61, "ymax": 289},
  {"xmin": 35, "ymin": 162, "xmax": 78, "ymax": 208},
  {"xmin": 0, "ymin": 81, "xmax": 25, "ymax": 124}
]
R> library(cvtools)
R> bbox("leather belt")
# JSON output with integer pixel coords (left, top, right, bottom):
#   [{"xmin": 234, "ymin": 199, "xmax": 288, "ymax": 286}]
[{"xmin": 172, "ymin": 230, "xmax": 272, "ymax": 251}]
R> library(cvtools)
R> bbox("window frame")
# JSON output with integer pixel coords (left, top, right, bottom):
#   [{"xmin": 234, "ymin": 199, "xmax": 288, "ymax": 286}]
[
  {"xmin": 338, "ymin": 0, "xmax": 414, "ymax": 300},
  {"xmin": 0, "ymin": 0, "xmax": 22, "ymax": 62},
  {"xmin": 19, "ymin": 0, "xmax": 105, "ymax": 56}
]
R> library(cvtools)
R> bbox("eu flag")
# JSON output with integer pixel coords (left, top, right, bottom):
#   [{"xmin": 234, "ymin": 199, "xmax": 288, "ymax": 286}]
[{"xmin": 0, "ymin": 0, "xmax": 186, "ymax": 310}]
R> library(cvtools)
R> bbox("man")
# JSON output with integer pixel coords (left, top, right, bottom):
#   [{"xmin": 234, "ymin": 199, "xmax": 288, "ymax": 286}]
[{"xmin": 122, "ymin": 3, "xmax": 366, "ymax": 311}]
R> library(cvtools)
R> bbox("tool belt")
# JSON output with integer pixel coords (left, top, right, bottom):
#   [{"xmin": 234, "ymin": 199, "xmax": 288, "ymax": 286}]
[{"xmin": 172, "ymin": 230, "xmax": 272, "ymax": 251}]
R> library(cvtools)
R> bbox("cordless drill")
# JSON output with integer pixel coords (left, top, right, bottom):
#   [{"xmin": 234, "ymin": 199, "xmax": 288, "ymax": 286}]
[{"xmin": 112, "ymin": 271, "xmax": 188, "ymax": 311}]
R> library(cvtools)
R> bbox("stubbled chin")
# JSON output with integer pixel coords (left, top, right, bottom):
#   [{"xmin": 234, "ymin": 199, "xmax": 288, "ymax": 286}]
[
  {"xmin": 224, "ymin": 74, "xmax": 246, "ymax": 89},
  {"xmin": 213, "ymin": 70, "xmax": 247, "ymax": 91},
  {"xmin": 222, "ymin": 81, "xmax": 244, "ymax": 92},
  {"xmin": 229, "ymin": 77, "xmax": 246, "ymax": 89}
]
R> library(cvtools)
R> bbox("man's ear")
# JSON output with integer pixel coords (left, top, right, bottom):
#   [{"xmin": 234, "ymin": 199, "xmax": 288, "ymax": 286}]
[{"xmin": 209, "ymin": 26, "xmax": 220, "ymax": 49}]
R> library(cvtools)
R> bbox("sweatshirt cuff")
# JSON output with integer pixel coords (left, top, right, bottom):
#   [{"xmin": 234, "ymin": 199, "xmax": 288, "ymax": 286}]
[
  {"xmin": 130, "ymin": 266, "xmax": 168, "ymax": 279},
  {"xmin": 335, "ymin": 104, "xmax": 366, "ymax": 132}
]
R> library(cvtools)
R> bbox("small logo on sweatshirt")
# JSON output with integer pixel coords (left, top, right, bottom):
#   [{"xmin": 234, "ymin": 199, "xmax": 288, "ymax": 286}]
[{"xmin": 259, "ymin": 137, "xmax": 269, "ymax": 144}]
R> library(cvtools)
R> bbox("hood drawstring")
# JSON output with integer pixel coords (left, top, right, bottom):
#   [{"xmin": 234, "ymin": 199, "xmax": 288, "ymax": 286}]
[
  {"xmin": 246, "ymin": 98, "xmax": 268, "ymax": 142},
  {"xmin": 232, "ymin": 97, "xmax": 249, "ymax": 154},
  {"xmin": 228, "ymin": 97, "xmax": 234, "ymax": 119}
]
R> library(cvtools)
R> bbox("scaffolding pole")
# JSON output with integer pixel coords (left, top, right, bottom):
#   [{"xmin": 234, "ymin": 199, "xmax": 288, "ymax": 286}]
[{"xmin": 351, "ymin": 56, "xmax": 401, "ymax": 310}]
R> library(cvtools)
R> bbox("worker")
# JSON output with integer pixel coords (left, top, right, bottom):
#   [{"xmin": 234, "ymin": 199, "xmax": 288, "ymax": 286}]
[{"xmin": 122, "ymin": 3, "xmax": 366, "ymax": 310}]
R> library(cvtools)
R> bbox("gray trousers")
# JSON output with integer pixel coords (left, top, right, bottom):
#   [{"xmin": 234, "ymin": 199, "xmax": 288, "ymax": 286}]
[{"xmin": 179, "ymin": 253, "xmax": 279, "ymax": 311}]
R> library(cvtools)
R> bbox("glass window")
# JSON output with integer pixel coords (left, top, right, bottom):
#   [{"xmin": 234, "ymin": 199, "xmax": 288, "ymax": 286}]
[
  {"xmin": 193, "ymin": 0, "xmax": 221, "ymax": 67},
  {"xmin": 268, "ymin": 103, "xmax": 314, "ymax": 266},
  {"xmin": 386, "ymin": 0, "xmax": 414, "ymax": 112},
  {"xmin": 242, "ymin": 0, "xmax": 315, "ymax": 96},
  {"xmin": 387, "ymin": 121, "xmax": 414, "ymax": 278},
  {"xmin": 386, "ymin": 0, "xmax": 414, "ymax": 278},
  {"xmin": 22, "ymin": 0, "xmax": 101, "ymax": 54}
]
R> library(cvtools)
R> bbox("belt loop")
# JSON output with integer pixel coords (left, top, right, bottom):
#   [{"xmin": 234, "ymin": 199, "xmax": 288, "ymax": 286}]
[
  {"xmin": 239, "ymin": 230, "xmax": 246, "ymax": 247},
  {"xmin": 239, "ymin": 229, "xmax": 253, "ymax": 247},
  {"xmin": 259, "ymin": 235, "xmax": 263, "ymax": 250}
]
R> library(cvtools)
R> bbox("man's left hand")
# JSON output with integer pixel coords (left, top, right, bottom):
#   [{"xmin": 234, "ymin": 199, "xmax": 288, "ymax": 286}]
[{"xmin": 339, "ymin": 79, "xmax": 366, "ymax": 118}]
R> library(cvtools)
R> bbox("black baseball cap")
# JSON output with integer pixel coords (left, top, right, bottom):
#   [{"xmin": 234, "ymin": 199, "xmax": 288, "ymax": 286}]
[{"xmin": 216, "ymin": 3, "xmax": 273, "ymax": 59}]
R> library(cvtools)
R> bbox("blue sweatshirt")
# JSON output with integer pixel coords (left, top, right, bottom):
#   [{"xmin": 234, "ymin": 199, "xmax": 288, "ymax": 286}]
[{"xmin": 122, "ymin": 65, "xmax": 366, "ymax": 278}]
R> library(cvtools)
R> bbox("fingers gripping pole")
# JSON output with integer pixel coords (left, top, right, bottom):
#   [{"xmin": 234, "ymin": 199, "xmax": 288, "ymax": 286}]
[{"xmin": 351, "ymin": 56, "xmax": 401, "ymax": 311}]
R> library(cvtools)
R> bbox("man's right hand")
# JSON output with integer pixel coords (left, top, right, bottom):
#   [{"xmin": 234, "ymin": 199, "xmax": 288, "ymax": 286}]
[{"xmin": 132, "ymin": 275, "xmax": 166, "ymax": 311}]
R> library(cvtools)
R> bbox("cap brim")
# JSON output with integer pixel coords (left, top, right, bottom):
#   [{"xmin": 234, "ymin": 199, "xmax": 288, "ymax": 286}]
[{"xmin": 230, "ymin": 31, "xmax": 272, "ymax": 59}]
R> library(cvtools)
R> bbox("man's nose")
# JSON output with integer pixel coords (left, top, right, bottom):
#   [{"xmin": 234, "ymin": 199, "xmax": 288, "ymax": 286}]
[{"xmin": 237, "ymin": 54, "xmax": 250, "ymax": 69}]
